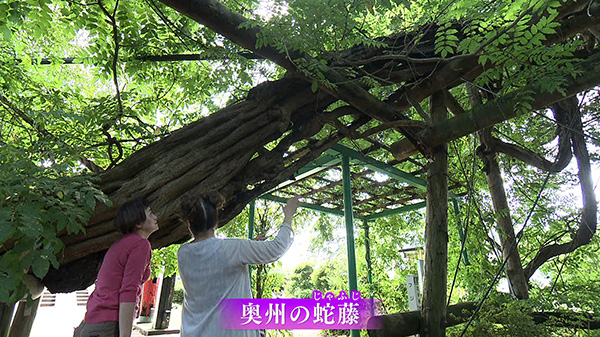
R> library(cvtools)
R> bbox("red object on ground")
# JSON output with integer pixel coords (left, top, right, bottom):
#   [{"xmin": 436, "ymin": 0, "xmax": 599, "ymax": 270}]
[{"xmin": 140, "ymin": 278, "xmax": 159, "ymax": 317}]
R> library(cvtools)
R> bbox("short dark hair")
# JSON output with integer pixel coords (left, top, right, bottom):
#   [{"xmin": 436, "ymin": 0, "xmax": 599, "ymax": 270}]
[
  {"xmin": 178, "ymin": 192, "xmax": 224, "ymax": 237},
  {"xmin": 114, "ymin": 199, "xmax": 151, "ymax": 234}
]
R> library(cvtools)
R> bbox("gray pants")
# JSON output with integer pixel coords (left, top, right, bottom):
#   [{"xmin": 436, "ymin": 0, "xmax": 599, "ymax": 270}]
[{"xmin": 73, "ymin": 320, "xmax": 119, "ymax": 337}]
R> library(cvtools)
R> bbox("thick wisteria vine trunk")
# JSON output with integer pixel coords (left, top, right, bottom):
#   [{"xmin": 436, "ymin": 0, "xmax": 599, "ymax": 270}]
[
  {"xmin": 469, "ymin": 85, "xmax": 530, "ymax": 300},
  {"xmin": 43, "ymin": 77, "xmax": 343, "ymax": 292}
]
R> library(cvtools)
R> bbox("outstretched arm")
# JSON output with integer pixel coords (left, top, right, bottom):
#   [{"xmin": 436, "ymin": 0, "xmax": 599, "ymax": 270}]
[
  {"xmin": 282, "ymin": 197, "xmax": 299, "ymax": 225},
  {"xmin": 238, "ymin": 197, "xmax": 299, "ymax": 265}
]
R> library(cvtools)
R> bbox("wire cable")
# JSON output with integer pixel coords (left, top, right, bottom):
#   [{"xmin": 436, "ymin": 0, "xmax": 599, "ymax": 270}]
[
  {"xmin": 459, "ymin": 170, "xmax": 552, "ymax": 337},
  {"xmin": 447, "ymin": 136, "xmax": 478, "ymax": 306}
]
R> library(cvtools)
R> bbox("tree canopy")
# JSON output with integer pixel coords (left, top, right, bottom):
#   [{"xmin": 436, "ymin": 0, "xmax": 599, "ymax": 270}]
[{"xmin": 1, "ymin": 0, "xmax": 600, "ymax": 335}]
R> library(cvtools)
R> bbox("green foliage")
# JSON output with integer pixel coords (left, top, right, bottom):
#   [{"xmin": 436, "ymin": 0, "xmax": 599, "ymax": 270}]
[
  {"xmin": 151, "ymin": 244, "xmax": 180, "ymax": 279},
  {"xmin": 435, "ymin": 23, "xmax": 459, "ymax": 58},
  {"xmin": 0, "ymin": 144, "xmax": 109, "ymax": 304},
  {"xmin": 172, "ymin": 287, "xmax": 184, "ymax": 305},
  {"xmin": 0, "ymin": 0, "xmax": 286, "ymax": 303},
  {"xmin": 288, "ymin": 262, "xmax": 314, "ymax": 298}
]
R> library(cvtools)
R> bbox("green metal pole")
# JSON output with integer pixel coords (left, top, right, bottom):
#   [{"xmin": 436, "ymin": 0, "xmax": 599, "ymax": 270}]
[
  {"xmin": 342, "ymin": 155, "xmax": 360, "ymax": 337},
  {"xmin": 364, "ymin": 219, "xmax": 373, "ymax": 285},
  {"xmin": 248, "ymin": 200, "xmax": 255, "ymax": 286}
]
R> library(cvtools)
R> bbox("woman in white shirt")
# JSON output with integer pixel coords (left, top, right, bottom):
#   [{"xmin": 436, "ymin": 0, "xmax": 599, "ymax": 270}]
[{"xmin": 177, "ymin": 193, "xmax": 298, "ymax": 337}]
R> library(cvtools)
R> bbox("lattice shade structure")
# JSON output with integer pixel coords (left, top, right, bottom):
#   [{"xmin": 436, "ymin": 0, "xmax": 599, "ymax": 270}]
[{"xmin": 261, "ymin": 142, "xmax": 466, "ymax": 220}]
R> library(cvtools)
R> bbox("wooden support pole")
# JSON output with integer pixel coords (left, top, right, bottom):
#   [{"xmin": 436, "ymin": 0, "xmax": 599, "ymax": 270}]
[
  {"xmin": 153, "ymin": 275, "xmax": 176, "ymax": 330},
  {"xmin": 8, "ymin": 298, "xmax": 40, "ymax": 337},
  {"xmin": 421, "ymin": 91, "xmax": 448, "ymax": 337}
]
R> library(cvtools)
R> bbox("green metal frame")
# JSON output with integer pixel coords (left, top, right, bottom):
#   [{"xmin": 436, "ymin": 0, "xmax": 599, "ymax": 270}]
[
  {"xmin": 266, "ymin": 153, "xmax": 341, "ymax": 194},
  {"xmin": 342, "ymin": 155, "xmax": 361, "ymax": 337},
  {"xmin": 261, "ymin": 194, "xmax": 348, "ymax": 218}
]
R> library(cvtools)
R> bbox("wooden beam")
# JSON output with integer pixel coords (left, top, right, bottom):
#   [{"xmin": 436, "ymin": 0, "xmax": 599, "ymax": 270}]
[
  {"xmin": 367, "ymin": 302, "xmax": 477, "ymax": 337},
  {"xmin": 391, "ymin": 51, "xmax": 600, "ymax": 161},
  {"xmin": 368, "ymin": 301, "xmax": 600, "ymax": 337}
]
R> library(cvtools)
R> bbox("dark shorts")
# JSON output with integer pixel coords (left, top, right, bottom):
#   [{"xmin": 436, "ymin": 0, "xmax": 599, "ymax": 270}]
[{"xmin": 73, "ymin": 320, "xmax": 119, "ymax": 337}]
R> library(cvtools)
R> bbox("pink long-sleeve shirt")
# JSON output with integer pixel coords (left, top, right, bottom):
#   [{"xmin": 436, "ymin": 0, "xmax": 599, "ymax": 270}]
[{"xmin": 84, "ymin": 232, "xmax": 152, "ymax": 323}]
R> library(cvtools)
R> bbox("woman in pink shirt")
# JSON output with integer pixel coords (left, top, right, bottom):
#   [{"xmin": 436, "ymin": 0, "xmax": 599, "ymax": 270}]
[{"xmin": 74, "ymin": 199, "xmax": 159, "ymax": 337}]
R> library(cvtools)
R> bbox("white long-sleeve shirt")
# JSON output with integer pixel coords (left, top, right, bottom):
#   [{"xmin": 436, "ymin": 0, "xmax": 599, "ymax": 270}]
[{"xmin": 177, "ymin": 223, "xmax": 294, "ymax": 337}]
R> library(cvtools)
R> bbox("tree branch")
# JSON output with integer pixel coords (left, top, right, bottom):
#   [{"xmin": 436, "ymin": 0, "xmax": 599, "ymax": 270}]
[
  {"xmin": 0, "ymin": 93, "xmax": 102, "ymax": 174},
  {"xmin": 523, "ymin": 96, "xmax": 598, "ymax": 278},
  {"xmin": 98, "ymin": 0, "xmax": 125, "ymax": 168},
  {"xmin": 484, "ymin": 97, "xmax": 576, "ymax": 172}
]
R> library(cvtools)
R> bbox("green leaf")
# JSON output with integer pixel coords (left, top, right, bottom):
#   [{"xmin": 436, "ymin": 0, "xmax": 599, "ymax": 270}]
[
  {"xmin": 541, "ymin": 27, "xmax": 555, "ymax": 35},
  {"xmin": 0, "ymin": 225, "xmax": 13, "ymax": 245},
  {"xmin": 1, "ymin": 25, "xmax": 12, "ymax": 40},
  {"xmin": 48, "ymin": 254, "xmax": 59, "ymax": 269},
  {"xmin": 379, "ymin": 0, "xmax": 392, "ymax": 9},
  {"xmin": 0, "ymin": 4, "xmax": 8, "ymax": 20},
  {"xmin": 311, "ymin": 79, "xmax": 319, "ymax": 92},
  {"xmin": 0, "ymin": 287, "xmax": 10, "ymax": 304},
  {"xmin": 32, "ymin": 255, "xmax": 50, "ymax": 279},
  {"xmin": 16, "ymin": 205, "xmax": 43, "ymax": 237},
  {"xmin": 85, "ymin": 192, "xmax": 96, "ymax": 210},
  {"xmin": 55, "ymin": 216, "xmax": 67, "ymax": 232},
  {"xmin": 531, "ymin": 25, "xmax": 538, "ymax": 35},
  {"xmin": 19, "ymin": 251, "xmax": 36, "ymax": 270},
  {"xmin": 478, "ymin": 54, "xmax": 489, "ymax": 65}
]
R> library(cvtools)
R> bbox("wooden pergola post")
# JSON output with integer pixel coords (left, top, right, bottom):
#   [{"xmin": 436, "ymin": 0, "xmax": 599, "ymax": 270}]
[
  {"xmin": 0, "ymin": 303, "xmax": 14, "ymax": 337},
  {"xmin": 7, "ymin": 298, "xmax": 40, "ymax": 337},
  {"xmin": 153, "ymin": 275, "xmax": 176, "ymax": 330},
  {"xmin": 421, "ymin": 91, "xmax": 448, "ymax": 337}
]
